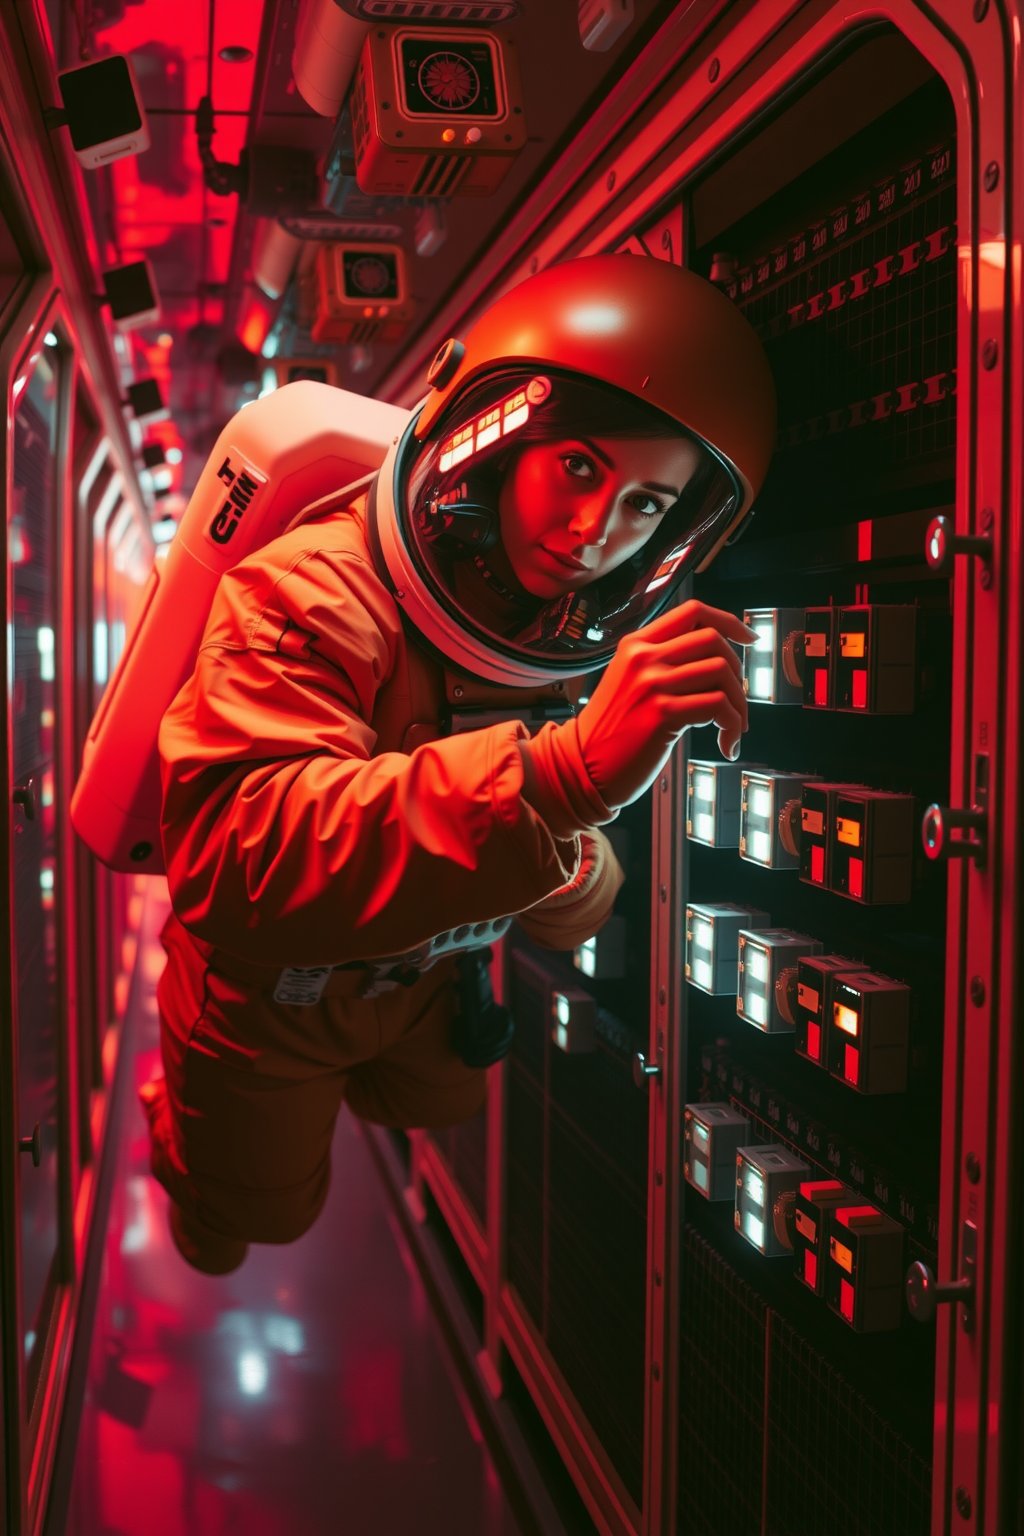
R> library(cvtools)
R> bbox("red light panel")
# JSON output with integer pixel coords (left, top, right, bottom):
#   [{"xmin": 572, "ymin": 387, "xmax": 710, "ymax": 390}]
[
  {"xmin": 841, "ymin": 1278, "xmax": 855, "ymax": 1322},
  {"xmin": 849, "ymin": 857, "xmax": 864, "ymax": 898},
  {"xmin": 853, "ymin": 669, "xmax": 868, "ymax": 708},
  {"xmin": 810, "ymin": 843, "xmax": 825, "ymax": 883},
  {"xmin": 845, "ymin": 1044, "xmax": 860, "ymax": 1084}
]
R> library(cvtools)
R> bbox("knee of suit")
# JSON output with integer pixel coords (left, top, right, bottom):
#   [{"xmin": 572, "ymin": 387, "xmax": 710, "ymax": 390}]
[
  {"xmin": 193, "ymin": 1157, "xmax": 332, "ymax": 1246},
  {"xmin": 345, "ymin": 1066, "xmax": 487, "ymax": 1130}
]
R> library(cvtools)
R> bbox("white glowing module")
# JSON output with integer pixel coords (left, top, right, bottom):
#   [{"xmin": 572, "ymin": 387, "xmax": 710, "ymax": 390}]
[
  {"xmin": 735, "ymin": 1144, "xmax": 811, "ymax": 1257},
  {"xmin": 686, "ymin": 758, "xmax": 746, "ymax": 847},
  {"xmin": 740, "ymin": 770, "xmax": 817, "ymax": 870},
  {"xmin": 742, "ymin": 606, "xmax": 806, "ymax": 705},
  {"xmin": 685, "ymin": 902, "xmax": 770, "ymax": 995},
  {"xmin": 684, "ymin": 1103, "xmax": 751, "ymax": 1201},
  {"xmin": 736, "ymin": 928, "xmax": 824, "ymax": 1033}
]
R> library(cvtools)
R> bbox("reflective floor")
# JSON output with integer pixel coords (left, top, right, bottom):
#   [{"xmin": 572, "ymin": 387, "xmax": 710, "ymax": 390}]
[{"xmin": 62, "ymin": 886, "xmax": 525, "ymax": 1536}]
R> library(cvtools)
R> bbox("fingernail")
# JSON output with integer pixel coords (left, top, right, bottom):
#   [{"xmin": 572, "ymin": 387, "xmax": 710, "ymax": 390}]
[{"xmin": 729, "ymin": 741, "xmax": 740, "ymax": 760}]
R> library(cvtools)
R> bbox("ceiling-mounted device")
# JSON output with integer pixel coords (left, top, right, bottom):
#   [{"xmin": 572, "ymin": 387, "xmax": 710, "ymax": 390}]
[
  {"xmin": 251, "ymin": 217, "xmax": 304, "ymax": 301},
  {"xmin": 54, "ymin": 54, "xmax": 150, "ymax": 168},
  {"xmin": 336, "ymin": 1, "xmax": 519, "ymax": 18},
  {"xmin": 292, "ymin": 0, "xmax": 370, "ymax": 117},
  {"xmin": 578, "ymin": 0, "xmax": 635, "ymax": 52},
  {"xmin": 311, "ymin": 243, "xmax": 414, "ymax": 345},
  {"xmin": 351, "ymin": 28, "xmax": 526, "ymax": 197},
  {"xmin": 102, "ymin": 258, "xmax": 160, "ymax": 330},
  {"xmin": 280, "ymin": 210, "xmax": 404, "ymax": 244},
  {"xmin": 195, "ymin": 97, "xmax": 318, "ymax": 214}
]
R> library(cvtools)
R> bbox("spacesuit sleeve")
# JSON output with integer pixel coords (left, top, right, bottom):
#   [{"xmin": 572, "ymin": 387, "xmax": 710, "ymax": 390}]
[{"xmin": 158, "ymin": 541, "xmax": 583, "ymax": 967}]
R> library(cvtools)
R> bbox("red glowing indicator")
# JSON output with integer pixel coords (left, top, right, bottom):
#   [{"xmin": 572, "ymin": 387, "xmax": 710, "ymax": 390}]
[
  {"xmin": 845, "ymin": 1043, "xmax": 860, "ymax": 1083},
  {"xmin": 807, "ymin": 1021, "xmax": 821, "ymax": 1060},
  {"xmin": 848, "ymin": 857, "xmax": 864, "ymax": 898},
  {"xmin": 804, "ymin": 1250, "xmax": 818, "ymax": 1289},
  {"xmin": 814, "ymin": 668, "xmax": 829, "ymax": 706},
  {"xmin": 841, "ymin": 1277, "xmax": 855, "ymax": 1322},
  {"xmin": 810, "ymin": 844, "xmax": 825, "ymax": 883},
  {"xmin": 853, "ymin": 669, "xmax": 868, "ymax": 708}
]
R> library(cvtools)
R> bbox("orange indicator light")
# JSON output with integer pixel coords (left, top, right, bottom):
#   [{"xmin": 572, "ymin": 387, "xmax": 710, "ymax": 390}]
[
  {"xmin": 802, "ymin": 808, "xmax": 824, "ymax": 836},
  {"xmin": 795, "ymin": 1210, "xmax": 817, "ymax": 1240},
  {"xmin": 830, "ymin": 1236, "xmax": 854, "ymax": 1273},
  {"xmin": 805, "ymin": 632, "xmax": 827, "ymax": 657},
  {"xmin": 836, "ymin": 816, "xmax": 862, "ymax": 847},
  {"xmin": 834, "ymin": 1003, "xmax": 859, "ymax": 1036},
  {"xmin": 840, "ymin": 631, "xmax": 866, "ymax": 656}
]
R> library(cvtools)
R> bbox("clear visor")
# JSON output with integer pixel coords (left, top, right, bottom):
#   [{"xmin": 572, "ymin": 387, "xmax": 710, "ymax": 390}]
[{"xmin": 396, "ymin": 368, "xmax": 743, "ymax": 673}]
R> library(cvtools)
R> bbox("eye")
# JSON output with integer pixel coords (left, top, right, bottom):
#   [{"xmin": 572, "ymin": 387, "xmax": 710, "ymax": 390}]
[
  {"xmin": 561, "ymin": 451, "xmax": 596, "ymax": 480},
  {"xmin": 626, "ymin": 492, "xmax": 666, "ymax": 518}
]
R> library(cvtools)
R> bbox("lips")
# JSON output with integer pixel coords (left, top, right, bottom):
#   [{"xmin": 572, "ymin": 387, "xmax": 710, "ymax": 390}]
[{"xmin": 542, "ymin": 546, "xmax": 592, "ymax": 573}]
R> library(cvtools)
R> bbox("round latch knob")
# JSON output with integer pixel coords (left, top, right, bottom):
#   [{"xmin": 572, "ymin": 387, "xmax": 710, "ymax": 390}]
[
  {"xmin": 13, "ymin": 777, "xmax": 36, "ymax": 821},
  {"xmin": 925, "ymin": 515, "xmax": 992, "ymax": 574},
  {"xmin": 633, "ymin": 1052, "xmax": 661, "ymax": 1090},
  {"xmin": 905, "ymin": 1259, "xmax": 974, "ymax": 1323},
  {"xmin": 19, "ymin": 1124, "xmax": 42, "ymax": 1168},
  {"xmin": 922, "ymin": 802, "xmax": 986, "ymax": 864}
]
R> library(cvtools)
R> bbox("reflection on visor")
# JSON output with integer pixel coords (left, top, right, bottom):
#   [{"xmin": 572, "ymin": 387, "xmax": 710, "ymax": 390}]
[
  {"xmin": 399, "ymin": 367, "xmax": 744, "ymax": 674},
  {"xmin": 438, "ymin": 377, "xmax": 550, "ymax": 473}
]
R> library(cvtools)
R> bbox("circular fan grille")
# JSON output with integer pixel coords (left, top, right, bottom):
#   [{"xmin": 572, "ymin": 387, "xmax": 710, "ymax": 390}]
[
  {"xmin": 349, "ymin": 257, "xmax": 392, "ymax": 295},
  {"xmin": 417, "ymin": 51, "xmax": 481, "ymax": 111}
]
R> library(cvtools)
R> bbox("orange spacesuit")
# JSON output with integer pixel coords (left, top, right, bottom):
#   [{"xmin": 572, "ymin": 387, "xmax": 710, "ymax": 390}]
[
  {"xmin": 140, "ymin": 253, "xmax": 777, "ymax": 1274},
  {"xmin": 143, "ymin": 492, "xmax": 624, "ymax": 1270}
]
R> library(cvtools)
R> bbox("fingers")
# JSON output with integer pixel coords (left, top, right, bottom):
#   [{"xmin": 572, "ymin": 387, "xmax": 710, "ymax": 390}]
[
  {"xmin": 659, "ymin": 688, "xmax": 746, "ymax": 759},
  {"xmin": 657, "ymin": 654, "xmax": 747, "ymax": 735},
  {"xmin": 641, "ymin": 598, "xmax": 759, "ymax": 648},
  {"xmin": 649, "ymin": 625, "xmax": 746, "ymax": 689}
]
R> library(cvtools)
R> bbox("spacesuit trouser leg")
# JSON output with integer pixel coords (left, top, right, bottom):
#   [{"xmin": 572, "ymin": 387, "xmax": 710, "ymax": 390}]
[
  {"xmin": 150, "ymin": 916, "xmax": 353, "ymax": 1261},
  {"xmin": 146, "ymin": 914, "xmax": 488, "ymax": 1271}
]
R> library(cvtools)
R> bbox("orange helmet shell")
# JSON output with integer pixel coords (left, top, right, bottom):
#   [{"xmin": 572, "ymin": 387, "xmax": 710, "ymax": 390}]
[{"xmin": 415, "ymin": 253, "xmax": 777, "ymax": 519}]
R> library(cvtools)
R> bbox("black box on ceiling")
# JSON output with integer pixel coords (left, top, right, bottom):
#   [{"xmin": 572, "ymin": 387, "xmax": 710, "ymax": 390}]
[
  {"xmin": 57, "ymin": 55, "xmax": 150, "ymax": 169},
  {"xmin": 126, "ymin": 379, "xmax": 165, "ymax": 421},
  {"xmin": 103, "ymin": 259, "xmax": 160, "ymax": 329}
]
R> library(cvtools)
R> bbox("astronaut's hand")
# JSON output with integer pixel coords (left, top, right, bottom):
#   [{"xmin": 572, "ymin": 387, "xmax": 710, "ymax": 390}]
[
  {"xmin": 515, "ymin": 829, "xmax": 624, "ymax": 951},
  {"xmin": 520, "ymin": 601, "xmax": 757, "ymax": 836}
]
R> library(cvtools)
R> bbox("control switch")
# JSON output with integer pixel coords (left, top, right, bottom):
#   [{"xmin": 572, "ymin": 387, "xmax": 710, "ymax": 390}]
[
  {"xmin": 551, "ymin": 986, "xmax": 597, "ymax": 1055},
  {"xmin": 793, "ymin": 1179, "xmax": 850, "ymax": 1295},
  {"xmin": 685, "ymin": 902, "xmax": 770, "ymax": 995},
  {"xmin": 735, "ymin": 1144, "xmax": 811, "ymax": 1257},
  {"xmin": 803, "ymin": 607, "xmax": 837, "ymax": 710},
  {"xmin": 686, "ymin": 758, "xmax": 746, "ymax": 848},
  {"xmin": 574, "ymin": 915, "xmax": 626, "ymax": 979},
  {"xmin": 741, "ymin": 770, "xmax": 818, "ymax": 870},
  {"xmin": 737, "ymin": 928, "xmax": 823, "ymax": 1033},
  {"xmin": 684, "ymin": 1102, "xmax": 750, "ymax": 1201},
  {"xmin": 828, "ymin": 969, "xmax": 910, "ymax": 1093},
  {"xmin": 830, "ymin": 789, "xmax": 915, "ymax": 903},
  {"xmin": 742, "ymin": 606, "xmax": 805, "ymax": 704},
  {"xmin": 794, "ymin": 955, "xmax": 859, "ymax": 1068},
  {"xmin": 836, "ymin": 604, "xmax": 917, "ymax": 714},
  {"xmin": 826, "ymin": 1203, "xmax": 905, "ymax": 1332},
  {"xmin": 800, "ymin": 782, "xmax": 866, "ymax": 891}
]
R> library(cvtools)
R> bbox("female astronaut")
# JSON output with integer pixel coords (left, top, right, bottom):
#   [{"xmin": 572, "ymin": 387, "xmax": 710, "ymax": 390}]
[{"xmin": 141, "ymin": 253, "xmax": 777, "ymax": 1274}]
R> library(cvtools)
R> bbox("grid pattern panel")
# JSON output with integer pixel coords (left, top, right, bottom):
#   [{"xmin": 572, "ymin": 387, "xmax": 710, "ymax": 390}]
[
  {"xmin": 679, "ymin": 1225, "xmax": 767, "ymax": 1535},
  {"xmin": 546, "ymin": 1084, "xmax": 647, "ymax": 1505},
  {"xmin": 766, "ymin": 1313, "xmax": 931, "ymax": 1536}
]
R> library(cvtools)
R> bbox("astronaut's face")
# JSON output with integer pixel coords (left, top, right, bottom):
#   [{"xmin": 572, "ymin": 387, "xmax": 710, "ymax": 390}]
[{"xmin": 497, "ymin": 433, "xmax": 702, "ymax": 598}]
